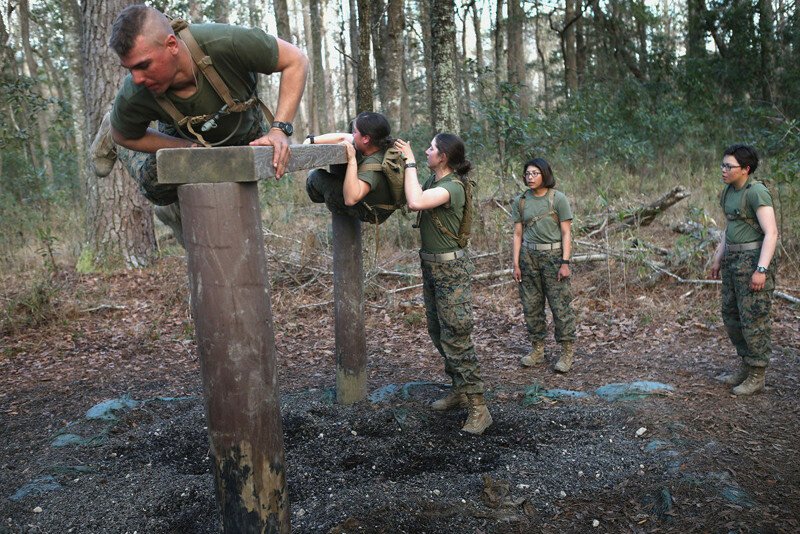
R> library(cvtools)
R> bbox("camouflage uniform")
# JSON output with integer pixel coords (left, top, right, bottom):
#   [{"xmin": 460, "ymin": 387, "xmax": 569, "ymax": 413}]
[
  {"xmin": 512, "ymin": 188, "xmax": 576, "ymax": 344},
  {"xmin": 418, "ymin": 173, "xmax": 485, "ymax": 396},
  {"xmin": 421, "ymin": 255, "xmax": 484, "ymax": 395},
  {"xmin": 518, "ymin": 248, "xmax": 576, "ymax": 343},
  {"xmin": 306, "ymin": 162, "xmax": 393, "ymax": 224},
  {"xmin": 721, "ymin": 249, "xmax": 775, "ymax": 367}
]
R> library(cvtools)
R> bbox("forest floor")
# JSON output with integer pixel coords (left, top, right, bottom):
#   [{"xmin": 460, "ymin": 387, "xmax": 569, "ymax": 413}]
[{"xmin": 1, "ymin": 224, "xmax": 799, "ymax": 533}]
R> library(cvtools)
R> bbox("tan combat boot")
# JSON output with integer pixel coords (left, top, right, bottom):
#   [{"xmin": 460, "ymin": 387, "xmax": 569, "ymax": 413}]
[
  {"xmin": 461, "ymin": 394, "xmax": 493, "ymax": 435},
  {"xmin": 716, "ymin": 363, "xmax": 749, "ymax": 386},
  {"xmin": 520, "ymin": 341, "xmax": 545, "ymax": 367},
  {"xmin": 732, "ymin": 366, "xmax": 765, "ymax": 396},
  {"xmin": 554, "ymin": 341, "xmax": 574, "ymax": 373},
  {"xmin": 89, "ymin": 111, "xmax": 117, "ymax": 177},
  {"xmin": 430, "ymin": 390, "xmax": 467, "ymax": 411}
]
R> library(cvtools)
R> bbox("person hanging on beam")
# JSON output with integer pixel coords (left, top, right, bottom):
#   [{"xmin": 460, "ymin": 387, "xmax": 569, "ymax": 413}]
[{"xmin": 89, "ymin": 5, "xmax": 308, "ymax": 246}]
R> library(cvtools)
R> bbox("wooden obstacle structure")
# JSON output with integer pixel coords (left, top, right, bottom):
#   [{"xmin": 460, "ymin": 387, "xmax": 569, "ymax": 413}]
[{"xmin": 157, "ymin": 144, "xmax": 367, "ymax": 533}]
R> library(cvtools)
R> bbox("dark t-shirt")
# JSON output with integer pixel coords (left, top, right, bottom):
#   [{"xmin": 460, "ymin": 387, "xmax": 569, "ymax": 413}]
[
  {"xmin": 722, "ymin": 179, "xmax": 773, "ymax": 244},
  {"xmin": 111, "ymin": 23, "xmax": 279, "ymax": 145}
]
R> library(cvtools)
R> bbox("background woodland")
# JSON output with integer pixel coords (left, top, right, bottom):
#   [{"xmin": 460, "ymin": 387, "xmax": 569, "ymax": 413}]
[{"xmin": 1, "ymin": 0, "xmax": 798, "ymax": 281}]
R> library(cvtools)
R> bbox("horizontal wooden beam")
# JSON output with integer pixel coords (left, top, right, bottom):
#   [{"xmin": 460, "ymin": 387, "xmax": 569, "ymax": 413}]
[{"xmin": 156, "ymin": 144, "xmax": 348, "ymax": 184}]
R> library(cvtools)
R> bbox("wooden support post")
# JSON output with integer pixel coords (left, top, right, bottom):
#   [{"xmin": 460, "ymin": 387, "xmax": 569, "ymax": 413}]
[
  {"xmin": 332, "ymin": 213, "xmax": 367, "ymax": 404},
  {"xmin": 179, "ymin": 181, "xmax": 289, "ymax": 533},
  {"xmin": 156, "ymin": 144, "xmax": 365, "ymax": 531}
]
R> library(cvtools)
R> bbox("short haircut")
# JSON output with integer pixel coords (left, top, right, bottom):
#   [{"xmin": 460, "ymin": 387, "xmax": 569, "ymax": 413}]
[
  {"xmin": 109, "ymin": 5, "xmax": 170, "ymax": 57},
  {"xmin": 523, "ymin": 158, "xmax": 556, "ymax": 188},
  {"xmin": 723, "ymin": 144, "xmax": 759, "ymax": 174}
]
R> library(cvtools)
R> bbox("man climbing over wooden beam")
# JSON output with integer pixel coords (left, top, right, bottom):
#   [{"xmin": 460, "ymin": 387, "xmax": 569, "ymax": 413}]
[{"xmin": 89, "ymin": 4, "xmax": 308, "ymax": 246}]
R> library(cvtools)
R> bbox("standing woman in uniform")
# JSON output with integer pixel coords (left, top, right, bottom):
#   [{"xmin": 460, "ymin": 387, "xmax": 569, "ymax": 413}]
[
  {"xmin": 710, "ymin": 144, "xmax": 778, "ymax": 396},
  {"xmin": 395, "ymin": 134, "xmax": 492, "ymax": 435},
  {"xmin": 512, "ymin": 158, "xmax": 577, "ymax": 372}
]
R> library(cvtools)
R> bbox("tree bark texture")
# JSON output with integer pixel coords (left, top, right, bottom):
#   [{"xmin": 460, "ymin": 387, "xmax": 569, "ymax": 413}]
[
  {"xmin": 274, "ymin": 0, "xmax": 291, "ymax": 40},
  {"xmin": 382, "ymin": 0, "xmax": 405, "ymax": 127},
  {"xmin": 19, "ymin": 0, "xmax": 55, "ymax": 183},
  {"xmin": 370, "ymin": 0, "xmax": 388, "ymax": 112},
  {"xmin": 506, "ymin": 0, "xmax": 526, "ymax": 112},
  {"xmin": 356, "ymin": 0, "xmax": 373, "ymax": 112},
  {"xmin": 309, "ymin": 0, "xmax": 332, "ymax": 132},
  {"xmin": 564, "ymin": 0, "xmax": 579, "ymax": 96},
  {"xmin": 81, "ymin": 0, "xmax": 156, "ymax": 269},
  {"xmin": 430, "ymin": 0, "xmax": 459, "ymax": 134}
]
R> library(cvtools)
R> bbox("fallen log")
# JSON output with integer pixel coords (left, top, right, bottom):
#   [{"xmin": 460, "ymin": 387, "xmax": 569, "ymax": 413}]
[
  {"xmin": 671, "ymin": 220, "xmax": 723, "ymax": 242},
  {"xmin": 585, "ymin": 185, "xmax": 691, "ymax": 237}
]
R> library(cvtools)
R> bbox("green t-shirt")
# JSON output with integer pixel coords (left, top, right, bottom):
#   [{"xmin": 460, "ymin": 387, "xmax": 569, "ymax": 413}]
[
  {"xmin": 419, "ymin": 173, "xmax": 466, "ymax": 253},
  {"xmin": 511, "ymin": 188, "xmax": 573, "ymax": 244},
  {"xmin": 110, "ymin": 23, "xmax": 279, "ymax": 146},
  {"xmin": 722, "ymin": 178, "xmax": 773, "ymax": 244},
  {"xmin": 357, "ymin": 150, "xmax": 392, "ymax": 208}
]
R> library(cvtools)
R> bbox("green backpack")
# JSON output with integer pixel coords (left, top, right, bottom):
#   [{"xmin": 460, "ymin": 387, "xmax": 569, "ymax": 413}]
[{"xmin": 358, "ymin": 146, "xmax": 406, "ymax": 214}]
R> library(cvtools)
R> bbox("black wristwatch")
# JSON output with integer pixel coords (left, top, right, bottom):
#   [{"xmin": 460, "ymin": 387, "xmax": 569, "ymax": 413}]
[
  {"xmin": 756, "ymin": 265, "xmax": 768, "ymax": 274},
  {"xmin": 271, "ymin": 121, "xmax": 294, "ymax": 136},
  {"xmin": 560, "ymin": 259, "xmax": 570, "ymax": 265},
  {"xmin": 404, "ymin": 162, "xmax": 417, "ymax": 169}
]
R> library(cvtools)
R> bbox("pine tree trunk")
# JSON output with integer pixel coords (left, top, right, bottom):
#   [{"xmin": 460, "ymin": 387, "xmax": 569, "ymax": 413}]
[
  {"xmin": 356, "ymin": 0, "xmax": 374, "ymax": 112},
  {"xmin": 370, "ymin": 0, "xmax": 388, "ymax": 112},
  {"xmin": 494, "ymin": 0, "xmax": 506, "ymax": 91},
  {"xmin": 430, "ymin": 0, "xmax": 459, "ymax": 134},
  {"xmin": 758, "ymin": 0, "xmax": 774, "ymax": 102},
  {"xmin": 564, "ymin": 0, "xmax": 579, "ymax": 96},
  {"xmin": 80, "ymin": 0, "xmax": 156, "ymax": 269},
  {"xmin": 506, "ymin": 0, "xmax": 526, "ymax": 112},
  {"xmin": 383, "ymin": 0, "xmax": 404, "ymax": 126},
  {"xmin": 274, "ymin": 0, "xmax": 291, "ymax": 39},
  {"xmin": 418, "ymin": 0, "xmax": 433, "ymax": 123}
]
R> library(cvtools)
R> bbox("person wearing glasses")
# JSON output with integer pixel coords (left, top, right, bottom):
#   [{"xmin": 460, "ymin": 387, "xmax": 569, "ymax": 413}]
[
  {"xmin": 511, "ymin": 158, "xmax": 576, "ymax": 373},
  {"xmin": 710, "ymin": 144, "xmax": 778, "ymax": 396},
  {"xmin": 395, "ymin": 134, "xmax": 493, "ymax": 436}
]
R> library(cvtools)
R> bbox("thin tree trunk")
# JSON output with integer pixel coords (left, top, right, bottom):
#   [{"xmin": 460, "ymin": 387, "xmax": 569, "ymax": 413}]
[
  {"xmin": 460, "ymin": 5, "xmax": 471, "ymax": 121},
  {"xmin": 418, "ymin": 0, "xmax": 433, "ymax": 122},
  {"xmin": 356, "ymin": 0, "xmax": 373, "ymax": 112},
  {"xmin": 576, "ymin": 0, "xmax": 586, "ymax": 86},
  {"xmin": 506, "ymin": 0, "xmax": 526, "ymax": 112},
  {"xmin": 494, "ymin": 0, "xmax": 506, "ymax": 90},
  {"xmin": 309, "ymin": 0, "xmax": 331, "ymax": 131},
  {"xmin": 383, "ymin": 0, "xmax": 404, "ymax": 126},
  {"xmin": 81, "ymin": 0, "xmax": 156, "ymax": 269},
  {"xmin": 430, "ymin": 0, "xmax": 459, "ymax": 134},
  {"xmin": 337, "ymin": 1, "xmax": 352, "ymax": 122},
  {"xmin": 189, "ymin": 1, "xmax": 203, "ymax": 21},
  {"xmin": 20, "ymin": 0, "xmax": 55, "ymax": 183},
  {"xmin": 564, "ymin": 0, "xmax": 579, "ymax": 96},
  {"xmin": 214, "ymin": 0, "xmax": 230, "ymax": 23},
  {"xmin": 758, "ymin": 0, "xmax": 774, "ymax": 102},
  {"xmin": 370, "ymin": 0, "xmax": 388, "ymax": 112},
  {"xmin": 274, "ymin": 0, "xmax": 291, "ymax": 39},
  {"xmin": 686, "ymin": 0, "xmax": 706, "ymax": 59},
  {"xmin": 302, "ymin": 0, "xmax": 319, "ymax": 132}
]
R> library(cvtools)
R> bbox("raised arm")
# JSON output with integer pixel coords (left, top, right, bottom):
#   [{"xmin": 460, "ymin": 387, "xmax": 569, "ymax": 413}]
[
  {"xmin": 395, "ymin": 139, "xmax": 450, "ymax": 211},
  {"xmin": 249, "ymin": 38, "xmax": 309, "ymax": 177}
]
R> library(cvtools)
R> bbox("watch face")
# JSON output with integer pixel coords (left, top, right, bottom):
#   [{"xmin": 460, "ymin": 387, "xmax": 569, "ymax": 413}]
[{"xmin": 283, "ymin": 123, "xmax": 294, "ymax": 136}]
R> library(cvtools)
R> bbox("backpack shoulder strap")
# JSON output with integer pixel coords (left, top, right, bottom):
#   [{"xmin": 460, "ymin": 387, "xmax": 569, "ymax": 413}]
[{"xmin": 174, "ymin": 22, "xmax": 237, "ymax": 109}]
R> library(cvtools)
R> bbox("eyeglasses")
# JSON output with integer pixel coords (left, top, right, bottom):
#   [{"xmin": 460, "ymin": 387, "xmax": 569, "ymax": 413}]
[
  {"xmin": 524, "ymin": 171, "xmax": 542, "ymax": 177},
  {"xmin": 720, "ymin": 164, "xmax": 742, "ymax": 172}
]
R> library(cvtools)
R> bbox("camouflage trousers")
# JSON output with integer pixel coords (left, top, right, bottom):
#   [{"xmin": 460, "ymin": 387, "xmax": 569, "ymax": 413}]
[
  {"xmin": 117, "ymin": 120, "xmax": 264, "ymax": 246},
  {"xmin": 117, "ymin": 120, "xmax": 265, "ymax": 207},
  {"xmin": 721, "ymin": 248, "xmax": 776, "ymax": 367},
  {"xmin": 518, "ymin": 248, "xmax": 576, "ymax": 343},
  {"xmin": 306, "ymin": 167, "xmax": 392, "ymax": 224},
  {"xmin": 421, "ymin": 254, "xmax": 485, "ymax": 395}
]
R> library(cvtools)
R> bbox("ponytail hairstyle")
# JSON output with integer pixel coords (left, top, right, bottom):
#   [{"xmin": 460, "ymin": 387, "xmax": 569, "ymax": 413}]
[
  {"xmin": 434, "ymin": 133, "xmax": 472, "ymax": 177},
  {"xmin": 354, "ymin": 111, "xmax": 394, "ymax": 151}
]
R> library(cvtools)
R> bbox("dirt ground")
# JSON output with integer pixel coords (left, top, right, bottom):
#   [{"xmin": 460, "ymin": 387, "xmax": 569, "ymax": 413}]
[{"xmin": 1, "ymin": 238, "xmax": 799, "ymax": 533}]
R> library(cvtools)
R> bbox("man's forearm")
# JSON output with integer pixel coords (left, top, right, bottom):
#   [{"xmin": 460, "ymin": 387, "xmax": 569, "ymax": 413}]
[{"xmin": 112, "ymin": 127, "xmax": 195, "ymax": 153}]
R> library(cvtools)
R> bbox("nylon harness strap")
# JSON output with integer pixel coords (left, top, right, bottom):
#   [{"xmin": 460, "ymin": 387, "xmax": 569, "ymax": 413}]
[
  {"xmin": 154, "ymin": 20, "xmax": 276, "ymax": 146},
  {"xmin": 358, "ymin": 162, "xmax": 400, "ymax": 211},
  {"xmin": 519, "ymin": 188, "xmax": 559, "ymax": 228},
  {"xmin": 414, "ymin": 176, "xmax": 466, "ymax": 246},
  {"xmin": 720, "ymin": 181, "xmax": 764, "ymax": 235}
]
